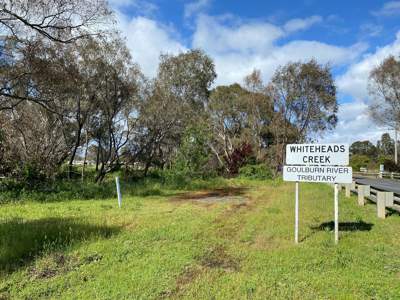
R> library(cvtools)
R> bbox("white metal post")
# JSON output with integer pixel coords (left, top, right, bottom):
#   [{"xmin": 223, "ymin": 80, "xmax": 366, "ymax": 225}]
[
  {"xmin": 295, "ymin": 181, "xmax": 299, "ymax": 244},
  {"xmin": 115, "ymin": 176, "xmax": 122, "ymax": 208},
  {"xmin": 334, "ymin": 183, "xmax": 339, "ymax": 244}
]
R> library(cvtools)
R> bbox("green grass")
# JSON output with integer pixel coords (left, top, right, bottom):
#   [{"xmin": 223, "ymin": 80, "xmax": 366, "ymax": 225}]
[{"xmin": 0, "ymin": 178, "xmax": 399, "ymax": 299}]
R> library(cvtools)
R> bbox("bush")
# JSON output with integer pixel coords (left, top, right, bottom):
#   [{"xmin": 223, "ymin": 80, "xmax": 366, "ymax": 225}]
[
  {"xmin": 350, "ymin": 155, "xmax": 371, "ymax": 171},
  {"xmin": 382, "ymin": 159, "xmax": 400, "ymax": 172},
  {"xmin": 238, "ymin": 164, "xmax": 274, "ymax": 180}
]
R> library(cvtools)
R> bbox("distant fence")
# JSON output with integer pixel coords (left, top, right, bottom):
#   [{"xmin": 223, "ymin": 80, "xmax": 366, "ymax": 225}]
[
  {"xmin": 353, "ymin": 171, "xmax": 400, "ymax": 180},
  {"xmin": 339, "ymin": 182, "xmax": 400, "ymax": 218}
]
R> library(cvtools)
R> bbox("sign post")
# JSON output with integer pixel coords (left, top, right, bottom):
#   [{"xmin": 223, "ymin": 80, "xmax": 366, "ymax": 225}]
[
  {"xmin": 334, "ymin": 183, "xmax": 339, "ymax": 244},
  {"xmin": 295, "ymin": 181, "xmax": 299, "ymax": 244},
  {"xmin": 283, "ymin": 143, "xmax": 352, "ymax": 244}
]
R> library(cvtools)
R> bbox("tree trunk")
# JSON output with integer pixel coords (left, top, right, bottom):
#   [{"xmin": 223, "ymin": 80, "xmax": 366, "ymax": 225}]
[
  {"xmin": 68, "ymin": 123, "xmax": 82, "ymax": 179},
  {"xmin": 81, "ymin": 128, "xmax": 89, "ymax": 182},
  {"xmin": 95, "ymin": 140, "xmax": 100, "ymax": 171}
]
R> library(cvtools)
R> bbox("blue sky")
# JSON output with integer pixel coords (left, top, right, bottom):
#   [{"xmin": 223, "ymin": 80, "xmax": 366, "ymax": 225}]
[{"xmin": 109, "ymin": 0, "xmax": 400, "ymax": 144}]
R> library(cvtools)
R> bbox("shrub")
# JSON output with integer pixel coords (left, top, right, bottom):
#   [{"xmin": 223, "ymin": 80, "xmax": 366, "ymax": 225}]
[
  {"xmin": 350, "ymin": 155, "xmax": 371, "ymax": 171},
  {"xmin": 238, "ymin": 164, "xmax": 274, "ymax": 180},
  {"xmin": 382, "ymin": 159, "xmax": 400, "ymax": 172}
]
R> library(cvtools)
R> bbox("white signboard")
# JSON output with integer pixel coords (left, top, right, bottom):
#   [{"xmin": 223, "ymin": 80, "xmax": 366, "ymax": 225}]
[
  {"xmin": 283, "ymin": 165, "xmax": 352, "ymax": 184},
  {"xmin": 286, "ymin": 143, "xmax": 349, "ymax": 166}
]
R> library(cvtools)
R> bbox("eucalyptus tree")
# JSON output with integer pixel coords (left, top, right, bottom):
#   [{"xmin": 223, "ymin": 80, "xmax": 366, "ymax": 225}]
[
  {"xmin": 207, "ymin": 80, "xmax": 273, "ymax": 174},
  {"xmin": 267, "ymin": 60, "xmax": 338, "ymax": 165},
  {"xmin": 128, "ymin": 49, "xmax": 216, "ymax": 175},
  {"xmin": 0, "ymin": 102, "xmax": 70, "ymax": 179},
  {"xmin": 89, "ymin": 38, "xmax": 142, "ymax": 182},
  {"xmin": 377, "ymin": 133, "xmax": 395, "ymax": 157},
  {"xmin": 368, "ymin": 55, "xmax": 400, "ymax": 163},
  {"xmin": 0, "ymin": 0, "xmax": 112, "ymax": 111}
]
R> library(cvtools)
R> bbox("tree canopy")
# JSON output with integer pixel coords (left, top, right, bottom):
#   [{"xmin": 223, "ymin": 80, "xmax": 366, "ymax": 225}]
[{"xmin": 0, "ymin": 1, "xmax": 341, "ymax": 182}]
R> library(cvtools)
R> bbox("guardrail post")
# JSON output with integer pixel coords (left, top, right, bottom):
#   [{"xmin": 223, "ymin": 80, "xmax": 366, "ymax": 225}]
[
  {"xmin": 351, "ymin": 181, "xmax": 356, "ymax": 191},
  {"xmin": 358, "ymin": 185, "xmax": 369, "ymax": 206},
  {"xmin": 386, "ymin": 192, "xmax": 394, "ymax": 207},
  {"xmin": 391, "ymin": 172, "xmax": 394, "ymax": 179},
  {"xmin": 345, "ymin": 184, "xmax": 351, "ymax": 198},
  {"xmin": 377, "ymin": 192, "xmax": 387, "ymax": 219}
]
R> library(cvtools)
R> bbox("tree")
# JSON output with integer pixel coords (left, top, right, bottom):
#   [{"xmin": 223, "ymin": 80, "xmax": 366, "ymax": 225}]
[
  {"xmin": 207, "ymin": 81, "xmax": 272, "ymax": 174},
  {"xmin": 350, "ymin": 140, "xmax": 378, "ymax": 157},
  {"xmin": 0, "ymin": 0, "xmax": 112, "ymax": 111},
  {"xmin": 0, "ymin": 0, "xmax": 111, "ymax": 43},
  {"xmin": 88, "ymin": 38, "xmax": 141, "ymax": 182},
  {"xmin": 267, "ymin": 60, "xmax": 338, "ymax": 165},
  {"xmin": 368, "ymin": 55, "xmax": 400, "ymax": 163},
  {"xmin": 126, "ymin": 50, "xmax": 216, "ymax": 176},
  {"xmin": 170, "ymin": 125, "xmax": 212, "ymax": 178},
  {"xmin": 377, "ymin": 133, "xmax": 394, "ymax": 156},
  {"xmin": 0, "ymin": 102, "xmax": 70, "ymax": 180},
  {"xmin": 243, "ymin": 70, "xmax": 274, "ymax": 159}
]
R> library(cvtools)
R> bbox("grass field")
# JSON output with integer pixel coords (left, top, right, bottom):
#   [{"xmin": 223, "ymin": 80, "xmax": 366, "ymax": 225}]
[{"xmin": 1, "ymin": 178, "xmax": 400, "ymax": 299}]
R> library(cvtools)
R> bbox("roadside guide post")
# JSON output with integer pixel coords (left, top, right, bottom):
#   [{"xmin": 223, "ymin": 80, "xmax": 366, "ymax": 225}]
[
  {"xmin": 283, "ymin": 144, "xmax": 352, "ymax": 244},
  {"xmin": 115, "ymin": 176, "xmax": 122, "ymax": 208}
]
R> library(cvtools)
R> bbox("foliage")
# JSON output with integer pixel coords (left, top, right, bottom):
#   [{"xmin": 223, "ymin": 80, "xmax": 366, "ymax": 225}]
[
  {"xmin": 377, "ymin": 133, "xmax": 395, "ymax": 156},
  {"xmin": 225, "ymin": 142, "xmax": 255, "ymax": 175},
  {"xmin": 350, "ymin": 134, "xmax": 397, "ymax": 171},
  {"xmin": 170, "ymin": 125, "xmax": 213, "ymax": 179},
  {"xmin": 381, "ymin": 159, "xmax": 400, "ymax": 172},
  {"xmin": 350, "ymin": 140, "xmax": 378, "ymax": 157},
  {"xmin": 368, "ymin": 55, "xmax": 400, "ymax": 129},
  {"xmin": 0, "ymin": 2, "xmax": 343, "ymax": 184},
  {"xmin": 350, "ymin": 154, "xmax": 371, "ymax": 171},
  {"xmin": 0, "ymin": 170, "xmax": 227, "ymax": 203},
  {"xmin": 268, "ymin": 60, "xmax": 338, "ymax": 142},
  {"xmin": 238, "ymin": 164, "xmax": 274, "ymax": 179}
]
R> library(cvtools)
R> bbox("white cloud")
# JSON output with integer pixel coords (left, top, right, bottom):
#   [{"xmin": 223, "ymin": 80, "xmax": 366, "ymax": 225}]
[
  {"xmin": 372, "ymin": 1, "xmax": 400, "ymax": 16},
  {"xmin": 360, "ymin": 23, "xmax": 383, "ymax": 37},
  {"xmin": 184, "ymin": 0, "xmax": 210, "ymax": 18},
  {"xmin": 112, "ymin": 9, "xmax": 389, "ymax": 144},
  {"xmin": 321, "ymin": 101, "xmax": 389, "ymax": 144},
  {"xmin": 337, "ymin": 31, "xmax": 400, "ymax": 101},
  {"xmin": 193, "ymin": 14, "xmax": 284, "ymax": 54},
  {"xmin": 326, "ymin": 31, "xmax": 400, "ymax": 144},
  {"xmin": 116, "ymin": 14, "xmax": 187, "ymax": 77},
  {"xmin": 283, "ymin": 15, "xmax": 322, "ymax": 33},
  {"xmin": 108, "ymin": 0, "xmax": 158, "ymax": 16},
  {"xmin": 192, "ymin": 14, "xmax": 367, "ymax": 85}
]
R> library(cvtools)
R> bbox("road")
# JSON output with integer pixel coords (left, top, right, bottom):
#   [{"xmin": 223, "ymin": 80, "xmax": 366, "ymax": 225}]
[{"xmin": 354, "ymin": 176, "xmax": 400, "ymax": 195}]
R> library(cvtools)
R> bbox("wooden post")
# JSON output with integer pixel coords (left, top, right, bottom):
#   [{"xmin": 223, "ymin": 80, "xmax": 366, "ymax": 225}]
[
  {"xmin": 351, "ymin": 181, "xmax": 356, "ymax": 190},
  {"xmin": 385, "ymin": 192, "xmax": 394, "ymax": 207},
  {"xmin": 345, "ymin": 184, "xmax": 351, "ymax": 198},
  {"xmin": 358, "ymin": 185, "xmax": 366, "ymax": 206},
  {"xmin": 377, "ymin": 192, "xmax": 386, "ymax": 219}
]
